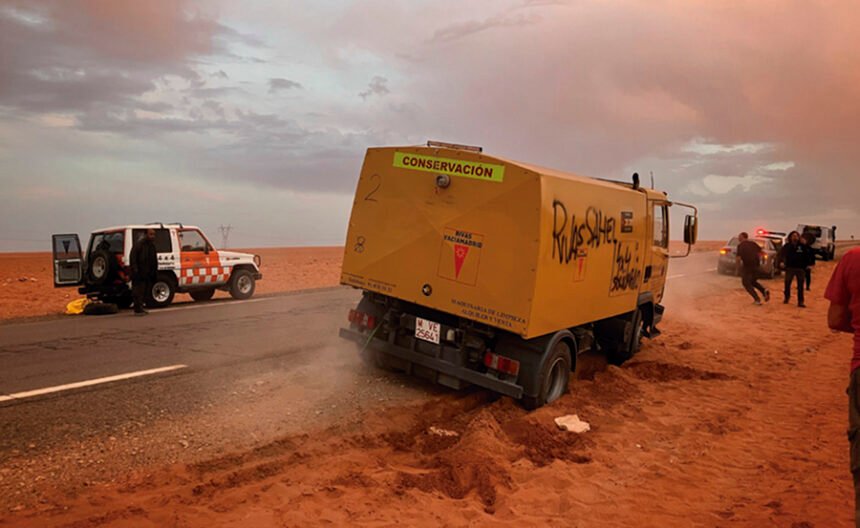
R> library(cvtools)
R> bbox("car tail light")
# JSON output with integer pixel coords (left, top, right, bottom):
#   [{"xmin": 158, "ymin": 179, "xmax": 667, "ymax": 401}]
[
  {"xmin": 763, "ymin": 254, "xmax": 769, "ymax": 260},
  {"xmin": 348, "ymin": 309, "xmax": 377, "ymax": 330},
  {"xmin": 720, "ymin": 248, "xmax": 730, "ymax": 255},
  {"xmin": 484, "ymin": 351, "xmax": 520, "ymax": 376}
]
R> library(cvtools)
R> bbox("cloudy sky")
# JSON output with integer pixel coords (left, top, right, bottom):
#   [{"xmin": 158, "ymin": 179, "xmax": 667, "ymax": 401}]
[{"xmin": 1, "ymin": 0, "xmax": 858, "ymax": 251}]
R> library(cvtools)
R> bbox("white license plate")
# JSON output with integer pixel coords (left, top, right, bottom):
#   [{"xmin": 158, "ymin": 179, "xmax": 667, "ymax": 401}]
[{"xmin": 415, "ymin": 317, "xmax": 441, "ymax": 344}]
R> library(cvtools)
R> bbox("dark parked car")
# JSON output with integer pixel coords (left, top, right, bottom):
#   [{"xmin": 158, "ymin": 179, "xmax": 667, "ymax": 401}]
[{"xmin": 717, "ymin": 236, "xmax": 782, "ymax": 278}]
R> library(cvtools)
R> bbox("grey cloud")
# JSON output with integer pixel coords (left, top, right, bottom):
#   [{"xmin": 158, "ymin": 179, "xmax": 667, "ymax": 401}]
[
  {"xmin": 431, "ymin": 12, "xmax": 540, "ymax": 42},
  {"xmin": 268, "ymin": 77, "xmax": 303, "ymax": 93},
  {"xmin": 358, "ymin": 76, "xmax": 389, "ymax": 100},
  {"xmin": 0, "ymin": 1, "xmax": 250, "ymax": 118}
]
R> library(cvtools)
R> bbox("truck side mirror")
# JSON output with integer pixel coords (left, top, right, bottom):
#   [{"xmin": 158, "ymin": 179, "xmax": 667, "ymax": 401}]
[{"xmin": 684, "ymin": 215, "xmax": 698, "ymax": 245}]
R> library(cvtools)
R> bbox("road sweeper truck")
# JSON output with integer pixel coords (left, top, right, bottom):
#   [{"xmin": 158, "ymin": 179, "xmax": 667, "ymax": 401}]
[{"xmin": 339, "ymin": 141, "xmax": 697, "ymax": 408}]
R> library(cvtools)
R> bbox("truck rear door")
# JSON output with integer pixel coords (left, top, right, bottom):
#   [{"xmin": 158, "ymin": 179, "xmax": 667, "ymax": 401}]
[{"xmin": 52, "ymin": 234, "xmax": 83, "ymax": 287}]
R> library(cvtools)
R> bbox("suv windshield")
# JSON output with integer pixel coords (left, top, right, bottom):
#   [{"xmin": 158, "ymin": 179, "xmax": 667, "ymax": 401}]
[{"xmin": 802, "ymin": 226, "xmax": 823, "ymax": 238}]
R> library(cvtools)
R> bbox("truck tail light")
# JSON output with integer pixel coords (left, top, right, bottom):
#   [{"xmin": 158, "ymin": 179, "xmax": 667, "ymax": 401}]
[
  {"xmin": 348, "ymin": 309, "xmax": 377, "ymax": 330},
  {"xmin": 484, "ymin": 351, "xmax": 520, "ymax": 377}
]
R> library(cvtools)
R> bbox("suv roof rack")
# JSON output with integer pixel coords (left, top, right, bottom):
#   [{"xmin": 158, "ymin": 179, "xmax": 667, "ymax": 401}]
[{"xmin": 146, "ymin": 222, "xmax": 184, "ymax": 228}]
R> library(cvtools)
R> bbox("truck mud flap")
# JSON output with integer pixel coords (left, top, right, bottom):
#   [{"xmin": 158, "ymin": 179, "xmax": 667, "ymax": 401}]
[{"xmin": 339, "ymin": 327, "xmax": 523, "ymax": 399}]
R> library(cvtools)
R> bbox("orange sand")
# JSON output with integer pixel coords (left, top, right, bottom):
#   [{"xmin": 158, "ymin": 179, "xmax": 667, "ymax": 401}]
[{"xmin": 0, "ymin": 247, "xmax": 344, "ymax": 321}]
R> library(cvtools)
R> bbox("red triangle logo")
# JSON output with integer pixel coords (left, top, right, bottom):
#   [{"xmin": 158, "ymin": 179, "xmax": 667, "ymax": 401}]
[{"xmin": 453, "ymin": 244, "xmax": 469, "ymax": 278}]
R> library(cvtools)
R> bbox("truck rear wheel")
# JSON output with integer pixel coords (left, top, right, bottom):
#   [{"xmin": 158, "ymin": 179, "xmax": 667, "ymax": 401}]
[
  {"xmin": 229, "ymin": 269, "xmax": 255, "ymax": 300},
  {"xmin": 523, "ymin": 340, "xmax": 572, "ymax": 410}
]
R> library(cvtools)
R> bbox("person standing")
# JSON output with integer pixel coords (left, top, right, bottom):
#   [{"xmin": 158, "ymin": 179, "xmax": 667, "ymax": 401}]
[
  {"xmin": 735, "ymin": 232, "xmax": 770, "ymax": 305},
  {"xmin": 825, "ymin": 247, "xmax": 860, "ymax": 527},
  {"xmin": 779, "ymin": 230, "xmax": 810, "ymax": 307},
  {"xmin": 801, "ymin": 233, "xmax": 816, "ymax": 291},
  {"xmin": 130, "ymin": 228, "xmax": 158, "ymax": 315}
]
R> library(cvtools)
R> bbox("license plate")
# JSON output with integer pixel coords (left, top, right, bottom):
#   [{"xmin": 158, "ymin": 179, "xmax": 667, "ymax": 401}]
[{"xmin": 415, "ymin": 317, "xmax": 441, "ymax": 344}]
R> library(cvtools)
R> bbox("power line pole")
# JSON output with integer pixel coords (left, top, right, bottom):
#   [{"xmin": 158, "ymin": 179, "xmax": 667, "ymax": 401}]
[{"xmin": 219, "ymin": 224, "xmax": 232, "ymax": 249}]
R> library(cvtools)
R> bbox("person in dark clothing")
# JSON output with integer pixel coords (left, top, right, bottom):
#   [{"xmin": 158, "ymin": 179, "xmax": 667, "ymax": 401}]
[
  {"xmin": 779, "ymin": 230, "xmax": 812, "ymax": 307},
  {"xmin": 735, "ymin": 232, "xmax": 770, "ymax": 305},
  {"xmin": 800, "ymin": 233, "xmax": 816, "ymax": 291},
  {"xmin": 130, "ymin": 228, "xmax": 158, "ymax": 315}
]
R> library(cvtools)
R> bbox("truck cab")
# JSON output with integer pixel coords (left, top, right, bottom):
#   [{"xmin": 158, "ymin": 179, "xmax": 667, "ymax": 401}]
[{"xmin": 52, "ymin": 224, "xmax": 262, "ymax": 309}]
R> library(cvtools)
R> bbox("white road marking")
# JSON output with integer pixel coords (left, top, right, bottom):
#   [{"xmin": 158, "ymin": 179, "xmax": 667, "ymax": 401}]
[
  {"xmin": 0, "ymin": 364, "xmax": 188, "ymax": 403},
  {"xmin": 667, "ymin": 267, "xmax": 717, "ymax": 281}
]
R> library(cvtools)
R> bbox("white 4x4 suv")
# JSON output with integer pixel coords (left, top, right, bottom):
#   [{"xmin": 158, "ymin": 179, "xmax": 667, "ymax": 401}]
[
  {"xmin": 52, "ymin": 223, "xmax": 262, "ymax": 309},
  {"xmin": 797, "ymin": 224, "xmax": 837, "ymax": 261}
]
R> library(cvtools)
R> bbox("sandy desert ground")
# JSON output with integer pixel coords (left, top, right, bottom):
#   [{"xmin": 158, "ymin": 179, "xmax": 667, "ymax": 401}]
[{"xmin": 0, "ymin": 243, "xmax": 856, "ymax": 527}]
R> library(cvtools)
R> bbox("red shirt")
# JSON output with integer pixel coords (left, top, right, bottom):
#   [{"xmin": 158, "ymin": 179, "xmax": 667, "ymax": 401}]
[{"xmin": 825, "ymin": 248, "xmax": 860, "ymax": 372}]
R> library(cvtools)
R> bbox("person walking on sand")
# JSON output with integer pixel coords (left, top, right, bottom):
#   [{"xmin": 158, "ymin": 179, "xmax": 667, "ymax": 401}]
[
  {"xmin": 779, "ymin": 230, "xmax": 811, "ymax": 307},
  {"xmin": 825, "ymin": 247, "xmax": 860, "ymax": 527},
  {"xmin": 130, "ymin": 228, "xmax": 158, "ymax": 315},
  {"xmin": 735, "ymin": 232, "xmax": 770, "ymax": 305},
  {"xmin": 801, "ymin": 233, "xmax": 816, "ymax": 291}
]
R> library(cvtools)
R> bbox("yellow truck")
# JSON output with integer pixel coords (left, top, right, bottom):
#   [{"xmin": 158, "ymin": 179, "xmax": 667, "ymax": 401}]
[{"xmin": 339, "ymin": 141, "xmax": 698, "ymax": 408}]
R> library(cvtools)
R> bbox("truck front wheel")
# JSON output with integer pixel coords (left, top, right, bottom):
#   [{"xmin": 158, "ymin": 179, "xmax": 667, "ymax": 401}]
[
  {"xmin": 523, "ymin": 340, "xmax": 572, "ymax": 410},
  {"xmin": 607, "ymin": 309, "xmax": 644, "ymax": 365}
]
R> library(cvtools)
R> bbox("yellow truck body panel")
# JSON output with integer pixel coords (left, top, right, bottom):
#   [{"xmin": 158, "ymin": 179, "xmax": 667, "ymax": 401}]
[{"xmin": 341, "ymin": 146, "xmax": 670, "ymax": 339}]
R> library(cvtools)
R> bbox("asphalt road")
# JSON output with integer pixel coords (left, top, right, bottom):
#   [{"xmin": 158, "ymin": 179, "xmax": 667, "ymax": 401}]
[{"xmin": 0, "ymin": 287, "xmax": 358, "ymax": 396}]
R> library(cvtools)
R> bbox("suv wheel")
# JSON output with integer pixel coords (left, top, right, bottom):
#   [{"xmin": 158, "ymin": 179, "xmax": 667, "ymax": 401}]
[
  {"xmin": 147, "ymin": 273, "xmax": 176, "ymax": 308},
  {"xmin": 87, "ymin": 249, "xmax": 115, "ymax": 286},
  {"xmin": 229, "ymin": 269, "xmax": 255, "ymax": 300}
]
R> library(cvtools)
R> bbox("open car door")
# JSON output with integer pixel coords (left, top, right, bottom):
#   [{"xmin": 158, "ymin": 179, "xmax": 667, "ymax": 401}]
[{"xmin": 52, "ymin": 233, "xmax": 83, "ymax": 287}]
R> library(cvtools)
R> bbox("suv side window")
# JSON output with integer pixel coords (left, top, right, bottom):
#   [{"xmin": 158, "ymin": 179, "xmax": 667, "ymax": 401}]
[
  {"xmin": 179, "ymin": 229, "xmax": 207, "ymax": 252},
  {"xmin": 131, "ymin": 229, "xmax": 172, "ymax": 253}
]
